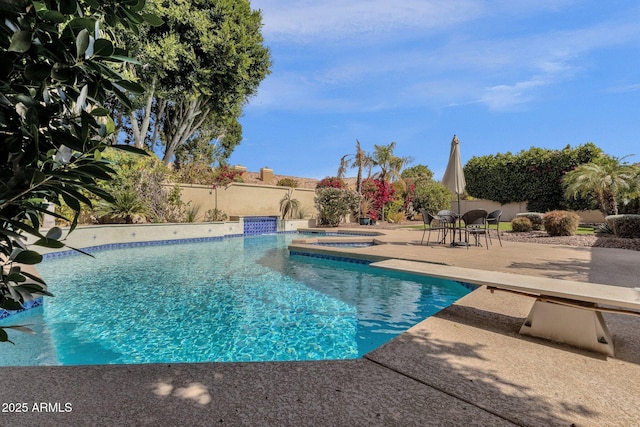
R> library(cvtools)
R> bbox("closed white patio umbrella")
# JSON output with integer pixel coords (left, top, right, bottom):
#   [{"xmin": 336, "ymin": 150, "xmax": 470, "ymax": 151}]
[
  {"xmin": 442, "ymin": 135, "xmax": 467, "ymax": 245},
  {"xmin": 442, "ymin": 134, "xmax": 466, "ymax": 215}
]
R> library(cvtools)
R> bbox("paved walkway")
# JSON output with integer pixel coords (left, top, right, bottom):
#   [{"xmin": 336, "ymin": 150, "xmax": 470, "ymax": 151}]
[{"xmin": 2, "ymin": 229, "xmax": 639, "ymax": 426}]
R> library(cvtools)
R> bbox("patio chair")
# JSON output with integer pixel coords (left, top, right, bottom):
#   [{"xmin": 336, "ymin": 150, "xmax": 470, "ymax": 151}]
[
  {"xmin": 460, "ymin": 209, "xmax": 489, "ymax": 249},
  {"xmin": 420, "ymin": 209, "xmax": 448, "ymax": 245},
  {"xmin": 486, "ymin": 209, "xmax": 502, "ymax": 246}
]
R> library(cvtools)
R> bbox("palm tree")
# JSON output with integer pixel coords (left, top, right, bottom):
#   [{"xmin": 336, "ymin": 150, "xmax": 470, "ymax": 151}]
[
  {"xmin": 96, "ymin": 190, "xmax": 148, "ymax": 224},
  {"xmin": 337, "ymin": 139, "xmax": 371, "ymax": 194},
  {"xmin": 370, "ymin": 142, "xmax": 412, "ymax": 185},
  {"xmin": 563, "ymin": 160, "xmax": 634, "ymax": 216}
]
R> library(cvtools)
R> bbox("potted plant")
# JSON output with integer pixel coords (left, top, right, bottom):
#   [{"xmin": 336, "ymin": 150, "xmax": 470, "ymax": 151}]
[
  {"xmin": 359, "ymin": 198, "xmax": 372, "ymax": 225},
  {"xmin": 369, "ymin": 210, "xmax": 378, "ymax": 226}
]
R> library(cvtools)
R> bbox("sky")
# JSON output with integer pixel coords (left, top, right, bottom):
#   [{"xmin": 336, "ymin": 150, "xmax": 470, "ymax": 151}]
[{"xmin": 228, "ymin": 1, "xmax": 640, "ymax": 180}]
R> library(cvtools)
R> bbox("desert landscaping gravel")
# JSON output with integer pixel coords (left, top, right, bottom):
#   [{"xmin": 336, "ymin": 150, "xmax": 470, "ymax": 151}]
[{"xmin": 498, "ymin": 231, "xmax": 640, "ymax": 251}]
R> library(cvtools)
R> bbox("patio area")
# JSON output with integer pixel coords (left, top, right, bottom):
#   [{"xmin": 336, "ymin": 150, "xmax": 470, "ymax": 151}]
[{"xmin": 2, "ymin": 228, "xmax": 639, "ymax": 426}]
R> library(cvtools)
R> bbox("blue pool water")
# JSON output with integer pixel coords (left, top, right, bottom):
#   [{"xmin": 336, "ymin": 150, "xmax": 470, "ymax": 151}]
[{"xmin": 0, "ymin": 234, "xmax": 472, "ymax": 366}]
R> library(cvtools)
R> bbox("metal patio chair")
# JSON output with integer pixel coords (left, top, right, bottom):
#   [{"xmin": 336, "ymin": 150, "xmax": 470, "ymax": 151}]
[
  {"xmin": 420, "ymin": 209, "xmax": 448, "ymax": 245},
  {"xmin": 486, "ymin": 209, "xmax": 503, "ymax": 246},
  {"xmin": 460, "ymin": 209, "xmax": 489, "ymax": 249}
]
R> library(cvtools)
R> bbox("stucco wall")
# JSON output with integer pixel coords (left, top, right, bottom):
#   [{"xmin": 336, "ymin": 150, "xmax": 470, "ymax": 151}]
[{"xmin": 175, "ymin": 183, "xmax": 317, "ymax": 220}]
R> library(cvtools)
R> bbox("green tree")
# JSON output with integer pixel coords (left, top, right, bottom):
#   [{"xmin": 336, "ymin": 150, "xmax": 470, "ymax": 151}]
[
  {"xmin": 563, "ymin": 157, "xmax": 635, "ymax": 216},
  {"xmin": 412, "ymin": 181, "xmax": 451, "ymax": 214},
  {"xmin": 401, "ymin": 164, "xmax": 434, "ymax": 181},
  {"xmin": 125, "ymin": 0, "xmax": 271, "ymax": 165},
  {"xmin": 0, "ymin": 0, "xmax": 152, "ymax": 342}
]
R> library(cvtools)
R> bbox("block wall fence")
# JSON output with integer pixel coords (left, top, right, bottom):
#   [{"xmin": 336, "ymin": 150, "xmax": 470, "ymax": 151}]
[
  {"xmin": 172, "ymin": 183, "xmax": 604, "ymax": 224},
  {"xmin": 173, "ymin": 183, "xmax": 317, "ymax": 220}
]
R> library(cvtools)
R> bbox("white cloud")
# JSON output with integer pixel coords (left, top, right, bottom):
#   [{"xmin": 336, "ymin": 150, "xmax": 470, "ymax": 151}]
[
  {"xmin": 479, "ymin": 78, "xmax": 548, "ymax": 110},
  {"xmin": 607, "ymin": 83, "xmax": 640, "ymax": 94},
  {"xmin": 247, "ymin": 2, "xmax": 640, "ymax": 113},
  {"xmin": 253, "ymin": 0, "xmax": 584, "ymax": 44},
  {"xmin": 253, "ymin": 0, "xmax": 484, "ymax": 43}
]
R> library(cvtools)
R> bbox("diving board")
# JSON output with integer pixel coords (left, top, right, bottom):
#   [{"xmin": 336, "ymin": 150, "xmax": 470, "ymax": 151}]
[{"xmin": 370, "ymin": 259, "xmax": 640, "ymax": 356}]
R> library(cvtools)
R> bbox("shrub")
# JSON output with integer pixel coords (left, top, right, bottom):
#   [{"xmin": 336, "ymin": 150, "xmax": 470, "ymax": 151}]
[
  {"xmin": 412, "ymin": 181, "xmax": 451, "ymax": 215},
  {"xmin": 204, "ymin": 208, "xmax": 228, "ymax": 222},
  {"xmin": 387, "ymin": 210, "xmax": 406, "ymax": 224},
  {"xmin": 314, "ymin": 188, "xmax": 360, "ymax": 226},
  {"xmin": 316, "ymin": 177, "xmax": 347, "ymax": 189},
  {"xmin": 276, "ymin": 178, "xmax": 299, "ymax": 188},
  {"xmin": 361, "ymin": 179, "xmax": 395, "ymax": 220},
  {"xmin": 516, "ymin": 212, "xmax": 544, "ymax": 230},
  {"xmin": 212, "ymin": 165, "xmax": 244, "ymax": 187},
  {"xmin": 543, "ymin": 210, "xmax": 580, "ymax": 236},
  {"xmin": 164, "ymin": 185, "xmax": 188, "ymax": 223},
  {"xmin": 384, "ymin": 199, "xmax": 405, "ymax": 222},
  {"xmin": 511, "ymin": 217, "xmax": 533, "ymax": 232},
  {"xmin": 174, "ymin": 162, "xmax": 216, "ymax": 185},
  {"xmin": 185, "ymin": 203, "xmax": 202, "ymax": 223},
  {"xmin": 605, "ymin": 215, "xmax": 640, "ymax": 238},
  {"xmin": 296, "ymin": 207, "xmax": 309, "ymax": 219},
  {"xmin": 101, "ymin": 149, "xmax": 175, "ymax": 223}
]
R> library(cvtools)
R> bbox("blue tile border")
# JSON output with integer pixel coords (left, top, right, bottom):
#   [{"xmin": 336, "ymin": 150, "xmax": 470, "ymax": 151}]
[
  {"xmin": 289, "ymin": 250, "xmax": 372, "ymax": 265},
  {"xmin": 0, "ymin": 297, "xmax": 43, "ymax": 320},
  {"xmin": 243, "ymin": 216, "xmax": 277, "ymax": 235},
  {"xmin": 309, "ymin": 231, "xmax": 379, "ymax": 237},
  {"xmin": 310, "ymin": 242, "xmax": 374, "ymax": 247},
  {"xmin": 458, "ymin": 282, "xmax": 480, "ymax": 291},
  {"xmin": 42, "ymin": 236, "xmax": 227, "ymax": 259},
  {"xmin": 289, "ymin": 251, "xmax": 479, "ymax": 291}
]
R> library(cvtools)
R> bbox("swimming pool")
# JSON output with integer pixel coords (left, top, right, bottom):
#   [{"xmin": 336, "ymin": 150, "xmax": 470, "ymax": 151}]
[{"xmin": 0, "ymin": 234, "xmax": 472, "ymax": 366}]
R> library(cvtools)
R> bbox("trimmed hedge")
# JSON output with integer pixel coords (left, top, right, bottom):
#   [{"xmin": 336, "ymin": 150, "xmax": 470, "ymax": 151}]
[
  {"xmin": 515, "ymin": 212, "xmax": 544, "ymax": 231},
  {"xmin": 511, "ymin": 217, "xmax": 533, "ymax": 232},
  {"xmin": 605, "ymin": 215, "xmax": 640, "ymax": 238},
  {"xmin": 463, "ymin": 143, "xmax": 602, "ymax": 211},
  {"xmin": 542, "ymin": 210, "xmax": 580, "ymax": 236}
]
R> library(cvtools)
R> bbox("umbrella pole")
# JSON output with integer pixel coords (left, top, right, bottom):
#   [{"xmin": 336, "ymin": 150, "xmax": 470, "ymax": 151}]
[{"xmin": 457, "ymin": 194, "xmax": 462, "ymax": 243}]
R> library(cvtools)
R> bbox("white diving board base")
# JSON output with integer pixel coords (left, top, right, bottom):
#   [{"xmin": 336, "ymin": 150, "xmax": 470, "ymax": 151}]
[
  {"xmin": 519, "ymin": 300, "xmax": 614, "ymax": 356},
  {"xmin": 370, "ymin": 259, "xmax": 640, "ymax": 357}
]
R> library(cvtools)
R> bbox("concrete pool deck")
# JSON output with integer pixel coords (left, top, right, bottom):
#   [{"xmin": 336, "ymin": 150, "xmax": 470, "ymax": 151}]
[{"xmin": 2, "ymin": 228, "xmax": 640, "ymax": 426}]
